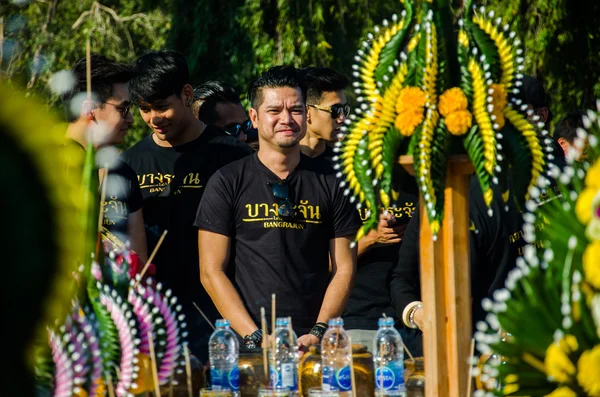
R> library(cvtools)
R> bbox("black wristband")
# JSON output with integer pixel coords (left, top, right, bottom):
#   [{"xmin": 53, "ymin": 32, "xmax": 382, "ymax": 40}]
[
  {"xmin": 309, "ymin": 323, "xmax": 328, "ymax": 341},
  {"xmin": 243, "ymin": 329, "xmax": 263, "ymax": 348}
]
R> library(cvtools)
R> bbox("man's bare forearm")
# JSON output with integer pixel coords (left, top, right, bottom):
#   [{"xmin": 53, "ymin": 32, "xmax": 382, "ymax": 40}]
[
  {"xmin": 201, "ymin": 270, "xmax": 258, "ymax": 337},
  {"xmin": 315, "ymin": 267, "xmax": 354, "ymax": 323}
]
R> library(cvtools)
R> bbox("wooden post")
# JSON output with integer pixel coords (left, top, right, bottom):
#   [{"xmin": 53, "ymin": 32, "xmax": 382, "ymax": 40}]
[{"xmin": 399, "ymin": 155, "xmax": 473, "ymax": 397}]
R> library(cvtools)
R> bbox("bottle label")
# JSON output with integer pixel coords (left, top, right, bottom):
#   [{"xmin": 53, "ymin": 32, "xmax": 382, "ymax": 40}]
[
  {"xmin": 211, "ymin": 367, "xmax": 240, "ymax": 391},
  {"xmin": 375, "ymin": 362, "xmax": 405, "ymax": 393},
  {"xmin": 269, "ymin": 363, "xmax": 298, "ymax": 390},
  {"xmin": 322, "ymin": 365, "xmax": 352, "ymax": 391}
]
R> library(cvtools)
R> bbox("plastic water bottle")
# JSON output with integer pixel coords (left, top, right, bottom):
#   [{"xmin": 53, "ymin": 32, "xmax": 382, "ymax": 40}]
[
  {"xmin": 373, "ymin": 317, "xmax": 406, "ymax": 396},
  {"xmin": 209, "ymin": 319, "xmax": 240, "ymax": 396},
  {"xmin": 321, "ymin": 317, "xmax": 352, "ymax": 396},
  {"xmin": 270, "ymin": 317, "xmax": 299, "ymax": 393}
]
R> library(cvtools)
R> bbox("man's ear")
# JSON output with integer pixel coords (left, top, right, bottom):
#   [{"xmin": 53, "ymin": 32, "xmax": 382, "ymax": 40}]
[
  {"xmin": 557, "ymin": 137, "xmax": 571, "ymax": 155},
  {"xmin": 306, "ymin": 106, "xmax": 312, "ymax": 124},
  {"xmin": 181, "ymin": 84, "xmax": 194, "ymax": 106},
  {"xmin": 249, "ymin": 107, "xmax": 258, "ymax": 128},
  {"xmin": 82, "ymin": 100, "xmax": 96, "ymax": 122}
]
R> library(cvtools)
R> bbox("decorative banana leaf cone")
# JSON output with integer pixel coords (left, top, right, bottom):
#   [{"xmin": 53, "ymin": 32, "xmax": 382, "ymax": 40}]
[{"xmin": 336, "ymin": 0, "xmax": 552, "ymax": 242}]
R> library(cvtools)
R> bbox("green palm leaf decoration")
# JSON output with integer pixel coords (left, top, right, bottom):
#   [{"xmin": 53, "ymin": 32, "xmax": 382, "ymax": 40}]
[
  {"xmin": 336, "ymin": 0, "xmax": 551, "ymax": 240},
  {"xmin": 476, "ymin": 105, "xmax": 600, "ymax": 396}
]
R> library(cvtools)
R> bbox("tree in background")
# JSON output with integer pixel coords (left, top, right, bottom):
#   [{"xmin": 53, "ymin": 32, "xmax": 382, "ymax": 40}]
[
  {"xmin": 1, "ymin": 0, "xmax": 170, "ymax": 147},
  {"xmin": 2, "ymin": 0, "xmax": 599, "ymax": 148},
  {"xmin": 482, "ymin": 0, "xmax": 600, "ymax": 125}
]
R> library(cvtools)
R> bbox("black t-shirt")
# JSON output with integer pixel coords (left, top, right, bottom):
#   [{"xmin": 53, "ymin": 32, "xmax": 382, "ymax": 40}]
[
  {"xmin": 390, "ymin": 176, "xmax": 524, "ymax": 329},
  {"xmin": 343, "ymin": 191, "xmax": 418, "ymax": 330},
  {"xmin": 120, "ymin": 126, "xmax": 253, "ymax": 321},
  {"xmin": 65, "ymin": 140, "xmax": 143, "ymax": 243},
  {"xmin": 194, "ymin": 153, "xmax": 362, "ymax": 334}
]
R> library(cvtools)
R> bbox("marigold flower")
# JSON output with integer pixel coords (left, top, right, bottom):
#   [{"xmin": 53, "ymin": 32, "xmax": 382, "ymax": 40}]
[
  {"xmin": 445, "ymin": 110, "xmax": 473, "ymax": 136},
  {"xmin": 577, "ymin": 345, "xmax": 600, "ymax": 396},
  {"xmin": 438, "ymin": 87, "xmax": 468, "ymax": 117},
  {"xmin": 545, "ymin": 387, "xmax": 577, "ymax": 397},
  {"xmin": 575, "ymin": 188, "xmax": 598, "ymax": 225},
  {"xmin": 490, "ymin": 83, "xmax": 508, "ymax": 111},
  {"xmin": 585, "ymin": 161, "xmax": 600, "ymax": 190},
  {"xmin": 544, "ymin": 335, "xmax": 578, "ymax": 383},
  {"xmin": 396, "ymin": 86, "xmax": 427, "ymax": 114},
  {"xmin": 395, "ymin": 110, "xmax": 424, "ymax": 137},
  {"xmin": 583, "ymin": 241, "xmax": 600, "ymax": 289},
  {"xmin": 492, "ymin": 109, "xmax": 506, "ymax": 129}
]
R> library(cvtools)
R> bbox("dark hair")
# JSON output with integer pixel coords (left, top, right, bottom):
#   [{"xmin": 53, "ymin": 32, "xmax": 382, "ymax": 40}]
[
  {"xmin": 62, "ymin": 55, "xmax": 133, "ymax": 122},
  {"xmin": 554, "ymin": 110, "xmax": 584, "ymax": 144},
  {"xmin": 193, "ymin": 81, "xmax": 241, "ymax": 123},
  {"xmin": 299, "ymin": 67, "xmax": 349, "ymax": 104},
  {"xmin": 248, "ymin": 65, "xmax": 305, "ymax": 109},
  {"xmin": 129, "ymin": 50, "xmax": 190, "ymax": 105}
]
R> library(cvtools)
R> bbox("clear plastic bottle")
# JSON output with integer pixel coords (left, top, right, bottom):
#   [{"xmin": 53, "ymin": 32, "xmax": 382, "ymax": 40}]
[
  {"xmin": 373, "ymin": 317, "xmax": 406, "ymax": 396},
  {"xmin": 270, "ymin": 317, "xmax": 299, "ymax": 394},
  {"xmin": 321, "ymin": 317, "xmax": 352, "ymax": 396},
  {"xmin": 209, "ymin": 319, "xmax": 240, "ymax": 396}
]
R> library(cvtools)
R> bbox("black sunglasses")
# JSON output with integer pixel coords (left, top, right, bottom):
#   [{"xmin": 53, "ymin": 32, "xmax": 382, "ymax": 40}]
[
  {"xmin": 269, "ymin": 181, "xmax": 295, "ymax": 220},
  {"xmin": 307, "ymin": 103, "xmax": 351, "ymax": 119},
  {"xmin": 224, "ymin": 120, "xmax": 257, "ymax": 138}
]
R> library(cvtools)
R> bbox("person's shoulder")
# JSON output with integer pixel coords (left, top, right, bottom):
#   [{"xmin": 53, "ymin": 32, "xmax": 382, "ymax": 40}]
[
  {"xmin": 107, "ymin": 157, "xmax": 138, "ymax": 180},
  {"xmin": 214, "ymin": 152, "xmax": 255, "ymax": 178},
  {"xmin": 203, "ymin": 125, "xmax": 255, "ymax": 155},
  {"xmin": 121, "ymin": 134, "xmax": 153, "ymax": 160},
  {"xmin": 300, "ymin": 153, "xmax": 337, "ymax": 176}
]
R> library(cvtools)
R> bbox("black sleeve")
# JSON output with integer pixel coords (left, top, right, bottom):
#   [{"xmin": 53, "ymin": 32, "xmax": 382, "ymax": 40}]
[
  {"xmin": 390, "ymin": 206, "xmax": 421, "ymax": 320},
  {"xmin": 121, "ymin": 161, "xmax": 143, "ymax": 213},
  {"xmin": 194, "ymin": 170, "xmax": 235, "ymax": 237},
  {"xmin": 331, "ymin": 181, "xmax": 362, "ymax": 238}
]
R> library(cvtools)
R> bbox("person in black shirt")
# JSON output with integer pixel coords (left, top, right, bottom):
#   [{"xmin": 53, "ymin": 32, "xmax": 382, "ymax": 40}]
[
  {"xmin": 390, "ymin": 177, "xmax": 524, "ymax": 356},
  {"xmin": 63, "ymin": 55, "xmax": 147, "ymax": 260},
  {"xmin": 299, "ymin": 67, "xmax": 350, "ymax": 165},
  {"xmin": 195, "ymin": 66, "xmax": 361, "ymax": 351},
  {"xmin": 122, "ymin": 50, "xmax": 253, "ymax": 361},
  {"xmin": 343, "ymin": 191, "xmax": 416, "ymax": 350},
  {"xmin": 192, "ymin": 80, "xmax": 258, "ymax": 146}
]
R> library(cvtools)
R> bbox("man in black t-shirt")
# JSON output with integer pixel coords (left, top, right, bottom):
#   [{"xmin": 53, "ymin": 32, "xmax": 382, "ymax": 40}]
[
  {"xmin": 195, "ymin": 66, "xmax": 361, "ymax": 351},
  {"xmin": 298, "ymin": 67, "xmax": 350, "ymax": 165},
  {"xmin": 63, "ymin": 55, "xmax": 147, "ymax": 260},
  {"xmin": 121, "ymin": 50, "xmax": 253, "ymax": 360},
  {"xmin": 343, "ymin": 191, "xmax": 416, "ymax": 350}
]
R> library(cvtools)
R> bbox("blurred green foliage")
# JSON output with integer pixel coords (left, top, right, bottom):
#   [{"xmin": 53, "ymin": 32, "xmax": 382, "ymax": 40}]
[{"xmin": 1, "ymin": 0, "xmax": 599, "ymax": 149}]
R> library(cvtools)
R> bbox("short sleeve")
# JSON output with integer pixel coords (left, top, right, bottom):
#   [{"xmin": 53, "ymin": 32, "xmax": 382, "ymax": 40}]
[
  {"xmin": 194, "ymin": 170, "xmax": 235, "ymax": 237},
  {"xmin": 331, "ymin": 179, "xmax": 362, "ymax": 238},
  {"xmin": 122, "ymin": 161, "xmax": 143, "ymax": 213}
]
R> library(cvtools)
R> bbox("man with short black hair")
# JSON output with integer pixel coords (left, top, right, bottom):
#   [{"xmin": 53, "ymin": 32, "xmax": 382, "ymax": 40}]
[
  {"xmin": 299, "ymin": 67, "xmax": 350, "ymax": 164},
  {"xmin": 554, "ymin": 110, "xmax": 585, "ymax": 161},
  {"xmin": 192, "ymin": 80, "xmax": 257, "ymax": 145},
  {"xmin": 122, "ymin": 50, "xmax": 253, "ymax": 360},
  {"xmin": 196, "ymin": 66, "xmax": 361, "ymax": 351},
  {"xmin": 63, "ymin": 55, "xmax": 147, "ymax": 260}
]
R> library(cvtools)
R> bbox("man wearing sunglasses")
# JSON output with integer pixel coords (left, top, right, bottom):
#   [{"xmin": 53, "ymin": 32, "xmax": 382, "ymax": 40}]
[
  {"xmin": 299, "ymin": 67, "xmax": 350, "ymax": 165},
  {"xmin": 63, "ymin": 55, "xmax": 148, "ymax": 261},
  {"xmin": 196, "ymin": 66, "xmax": 361, "ymax": 352},
  {"xmin": 192, "ymin": 80, "xmax": 258, "ymax": 146}
]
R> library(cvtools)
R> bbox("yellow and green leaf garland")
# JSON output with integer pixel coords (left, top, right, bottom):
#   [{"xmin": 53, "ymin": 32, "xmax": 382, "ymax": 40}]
[
  {"xmin": 335, "ymin": 0, "xmax": 552, "ymax": 241},
  {"xmin": 475, "ymin": 104, "xmax": 600, "ymax": 396}
]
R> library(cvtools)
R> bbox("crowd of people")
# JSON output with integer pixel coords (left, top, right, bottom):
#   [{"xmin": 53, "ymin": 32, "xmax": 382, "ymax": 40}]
[{"xmin": 61, "ymin": 49, "xmax": 581, "ymax": 362}]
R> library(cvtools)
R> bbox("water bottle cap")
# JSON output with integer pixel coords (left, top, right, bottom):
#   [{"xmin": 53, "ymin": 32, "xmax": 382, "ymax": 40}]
[
  {"xmin": 215, "ymin": 319, "xmax": 230, "ymax": 327},
  {"xmin": 328, "ymin": 317, "xmax": 344, "ymax": 326},
  {"xmin": 378, "ymin": 317, "xmax": 395, "ymax": 327},
  {"xmin": 276, "ymin": 317, "xmax": 290, "ymax": 326}
]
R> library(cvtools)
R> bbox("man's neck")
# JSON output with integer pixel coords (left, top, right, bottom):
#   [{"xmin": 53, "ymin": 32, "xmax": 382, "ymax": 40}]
[
  {"xmin": 299, "ymin": 130, "xmax": 326, "ymax": 158},
  {"xmin": 66, "ymin": 119, "xmax": 93, "ymax": 150},
  {"xmin": 257, "ymin": 145, "xmax": 301, "ymax": 180}
]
